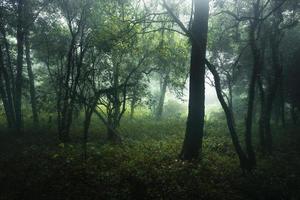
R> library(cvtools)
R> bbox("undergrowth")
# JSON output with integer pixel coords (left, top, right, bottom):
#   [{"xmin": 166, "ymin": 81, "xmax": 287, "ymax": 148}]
[{"xmin": 0, "ymin": 118, "xmax": 299, "ymax": 200}]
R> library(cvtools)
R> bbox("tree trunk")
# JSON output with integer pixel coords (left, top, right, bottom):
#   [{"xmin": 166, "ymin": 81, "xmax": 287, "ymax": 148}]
[
  {"xmin": 15, "ymin": 0, "xmax": 25, "ymax": 132},
  {"xmin": 83, "ymin": 108, "xmax": 93, "ymax": 160},
  {"xmin": 257, "ymin": 77, "xmax": 266, "ymax": 152},
  {"xmin": 0, "ymin": 75, "xmax": 12, "ymax": 127},
  {"xmin": 263, "ymin": 2, "xmax": 284, "ymax": 153},
  {"xmin": 95, "ymin": 109, "xmax": 121, "ymax": 143},
  {"xmin": 0, "ymin": 26, "xmax": 15, "ymax": 105},
  {"xmin": 279, "ymin": 81, "xmax": 285, "ymax": 127},
  {"xmin": 206, "ymin": 60, "xmax": 249, "ymax": 170},
  {"xmin": 0, "ymin": 45, "xmax": 14, "ymax": 128},
  {"xmin": 180, "ymin": 0, "xmax": 209, "ymax": 160},
  {"xmin": 290, "ymin": 105, "xmax": 297, "ymax": 125},
  {"xmin": 58, "ymin": 36, "xmax": 76, "ymax": 142},
  {"xmin": 25, "ymin": 33, "xmax": 39, "ymax": 125},
  {"xmin": 155, "ymin": 74, "xmax": 168, "ymax": 120},
  {"xmin": 245, "ymin": 18, "xmax": 261, "ymax": 168},
  {"xmin": 113, "ymin": 62, "xmax": 120, "ymax": 127},
  {"xmin": 228, "ymin": 79, "xmax": 234, "ymax": 113}
]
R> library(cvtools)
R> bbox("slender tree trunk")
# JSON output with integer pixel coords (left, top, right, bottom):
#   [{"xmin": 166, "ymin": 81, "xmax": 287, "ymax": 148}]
[
  {"xmin": 263, "ymin": 3, "xmax": 284, "ymax": 153},
  {"xmin": 0, "ymin": 26, "xmax": 15, "ymax": 104},
  {"xmin": 83, "ymin": 108, "xmax": 93, "ymax": 160},
  {"xmin": 180, "ymin": 0, "xmax": 209, "ymax": 160},
  {"xmin": 0, "ymin": 48, "xmax": 16, "ymax": 128},
  {"xmin": 245, "ymin": 18, "xmax": 261, "ymax": 168},
  {"xmin": 279, "ymin": 81, "xmax": 285, "ymax": 127},
  {"xmin": 0, "ymin": 45, "xmax": 14, "ymax": 127},
  {"xmin": 206, "ymin": 60, "xmax": 249, "ymax": 170},
  {"xmin": 290, "ymin": 105, "xmax": 297, "ymax": 125},
  {"xmin": 58, "ymin": 36, "xmax": 76, "ymax": 142},
  {"xmin": 257, "ymin": 77, "xmax": 266, "ymax": 151},
  {"xmin": 25, "ymin": 33, "xmax": 39, "ymax": 125},
  {"xmin": 155, "ymin": 74, "xmax": 168, "ymax": 120},
  {"xmin": 15, "ymin": 0, "xmax": 25, "ymax": 132},
  {"xmin": 106, "ymin": 60, "xmax": 122, "ymax": 141},
  {"xmin": 113, "ymin": 62, "xmax": 120, "ymax": 127},
  {"xmin": 228, "ymin": 79, "xmax": 233, "ymax": 112},
  {"xmin": 0, "ymin": 75, "xmax": 12, "ymax": 126}
]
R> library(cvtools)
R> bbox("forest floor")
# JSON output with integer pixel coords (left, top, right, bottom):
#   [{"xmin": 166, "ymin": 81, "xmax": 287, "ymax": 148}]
[{"xmin": 0, "ymin": 118, "xmax": 299, "ymax": 200}]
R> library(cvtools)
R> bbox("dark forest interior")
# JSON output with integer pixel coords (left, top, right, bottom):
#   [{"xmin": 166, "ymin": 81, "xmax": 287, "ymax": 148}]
[{"xmin": 0, "ymin": 0, "xmax": 300, "ymax": 199}]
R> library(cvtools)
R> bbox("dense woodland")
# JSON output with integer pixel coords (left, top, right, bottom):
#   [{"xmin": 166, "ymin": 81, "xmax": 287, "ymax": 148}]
[{"xmin": 0, "ymin": 0, "xmax": 300, "ymax": 199}]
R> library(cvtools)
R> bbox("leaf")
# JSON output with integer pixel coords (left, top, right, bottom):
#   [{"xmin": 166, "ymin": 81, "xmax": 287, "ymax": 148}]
[
  {"xmin": 58, "ymin": 143, "xmax": 65, "ymax": 148},
  {"xmin": 52, "ymin": 154, "xmax": 59, "ymax": 159}
]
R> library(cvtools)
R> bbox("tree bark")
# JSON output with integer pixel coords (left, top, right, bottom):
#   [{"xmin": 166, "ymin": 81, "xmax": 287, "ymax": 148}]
[
  {"xmin": 15, "ymin": 0, "xmax": 25, "ymax": 132},
  {"xmin": 0, "ymin": 45, "xmax": 14, "ymax": 128},
  {"xmin": 245, "ymin": 18, "xmax": 261, "ymax": 168},
  {"xmin": 279, "ymin": 81, "xmax": 285, "ymax": 127},
  {"xmin": 257, "ymin": 77, "xmax": 266, "ymax": 152},
  {"xmin": 180, "ymin": 0, "xmax": 209, "ymax": 160},
  {"xmin": 155, "ymin": 74, "xmax": 168, "ymax": 120},
  {"xmin": 263, "ymin": 1, "xmax": 284, "ymax": 153},
  {"xmin": 0, "ymin": 26, "xmax": 15, "ymax": 104},
  {"xmin": 291, "ymin": 105, "xmax": 297, "ymax": 125},
  {"xmin": 25, "ymin": 33, "xmax": 39, "ymax": 125},
  {"xmin": 112, "ymin": 61, "xmax": 120, "ymax": 127},
  {"xmin": 206, "ymin": 60, "xmax": 249, "ymax": 170},
  {"xmin": 83, "ymin": 107, "xmax": 93, "ymax": 160}
]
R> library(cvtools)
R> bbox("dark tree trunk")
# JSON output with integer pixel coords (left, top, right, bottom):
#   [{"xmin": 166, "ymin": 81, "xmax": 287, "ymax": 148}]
[
  {"xmin": 103, "ymin": 112, "xmax": 121, "ymax": 143},
  {"xmin": 206, "ymin": 60, "xmax": 249, "ymax": 170},
  {"xmin": 58, "ymin": 43, "xmax": 74, "ymax": 142},
  {"xmin": 257, "ymin": 77, "xmax": 266, "ymax": 151},
  {"xmin": 0, "ymin": 26, "xmax": 15, "ymax": 104},
  {"xmin": 155, "ymin": 74, "xmax": 168, "ymax": 120},
  {"xmin": 245, "ymin": 16, "xmax": 261, "ymax": 168},
  {"xmin": 58, "ymin": 35, "xmax": 77, "ymax": 142},
  {"xmin": 0, "ymin": 74, "xmax": 12, "ymax": 127},
  {"xmin": 180, "ymin": 0, "xmax": 209, "ymax": 160},
  {"xmin": 112, "ymin": 63, "xmax": 120, "ymax": 127},
  {"xmin": 263, "ymin": 1, "xmax": 284, "ymax": 153},
  {"xmin": 15, "ymin": 0, "xmax": 25, "ymax": 132},
  {"xmin": 83, "ymin": 108, "xmax": 93, "ymax": 160},
  {"xmin": 279, "ymin": 81, "xmax": 285, "ymax": 127},
  {"xmin": 290, "ymin": 105, "xmax": 297, "ymax": 125},
  {"xmin": 25, "ymin": 33, "xmax": 39, "ymax": 125},
  {"xmin": 0, "ymin": 45, "xmax": 14, "ymax": 128},
  {"xmin": 228, "ymin": 79, "xmax": 234, "ymax": 113}
]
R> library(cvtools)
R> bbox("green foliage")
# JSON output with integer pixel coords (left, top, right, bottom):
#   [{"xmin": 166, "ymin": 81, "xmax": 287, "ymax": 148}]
[{"xmin": 1, "ymin": 116, "xmax": 300, "ymax": 200}]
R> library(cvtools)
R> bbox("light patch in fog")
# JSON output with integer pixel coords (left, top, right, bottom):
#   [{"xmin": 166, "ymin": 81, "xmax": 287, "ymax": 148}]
[{"xmin": 149, "ymin": 73, "xmax": 219, "ymax": 114}]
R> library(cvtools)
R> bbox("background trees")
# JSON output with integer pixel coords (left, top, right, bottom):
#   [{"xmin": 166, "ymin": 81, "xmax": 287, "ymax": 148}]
[{"xmin": 0, "ymin": 0, "xmax": 299, "ymax": 169}]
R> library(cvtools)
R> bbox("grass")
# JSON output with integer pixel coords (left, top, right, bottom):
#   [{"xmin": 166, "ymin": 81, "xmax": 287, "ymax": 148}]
[{"xmin": 0, "ymin": 116, "xmax": 299, "ymax": 200}]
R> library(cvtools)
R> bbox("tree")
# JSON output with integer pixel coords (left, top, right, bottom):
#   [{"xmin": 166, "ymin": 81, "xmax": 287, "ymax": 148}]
[{"xmin": 164, "ymin": 0, "xmax": 210, "ymax": 160}]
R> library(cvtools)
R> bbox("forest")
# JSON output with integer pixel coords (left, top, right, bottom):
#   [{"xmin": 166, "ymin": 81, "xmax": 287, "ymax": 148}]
[{"xmin": 0, "ymin": 0, "xmax": 299, "ymax": 199}]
